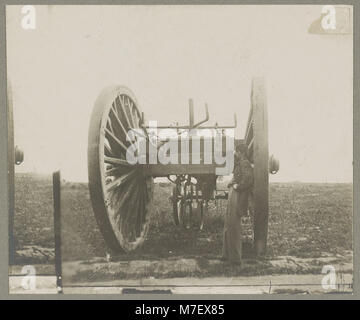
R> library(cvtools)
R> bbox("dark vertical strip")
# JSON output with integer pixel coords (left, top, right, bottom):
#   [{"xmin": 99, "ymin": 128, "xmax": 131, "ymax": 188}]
[
  {"xmin": 252, "ymin": 78, "xmax": 269, "ymax": 257},
  {"xmin": 353, "ymin": 1, "xmax": 359, "ymax": 298},
  {"xmin": 53, "ymin": 170, "xmax": 62, "ymax": 294},
  {"xmin": 189, "ymin": 99, "xmax": 194, "ymax": 128},
  {"xmin": 7, "ymin": 81, "xmax": 15, "ymax": 266}
]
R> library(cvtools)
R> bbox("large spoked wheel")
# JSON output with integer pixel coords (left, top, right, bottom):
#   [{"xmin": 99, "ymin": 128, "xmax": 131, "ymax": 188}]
[
  {"xmin": 245, "ymin": 78, "xmax": 269, "ymax": 256},
  {"xmin": 88, "ymin": 86, "xmax": 154, "ymax": 252}
]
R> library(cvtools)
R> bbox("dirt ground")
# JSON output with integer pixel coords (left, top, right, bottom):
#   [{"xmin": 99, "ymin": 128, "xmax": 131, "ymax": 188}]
[{"xmin": 13, "ymin": 173, "xmax": 353, "ymax": 280}]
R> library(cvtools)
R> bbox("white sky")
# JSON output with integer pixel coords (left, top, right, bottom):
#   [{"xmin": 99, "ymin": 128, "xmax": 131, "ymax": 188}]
[{"xmin": 6, "ymin": 5, "xmax": 353, "ymax": 182}]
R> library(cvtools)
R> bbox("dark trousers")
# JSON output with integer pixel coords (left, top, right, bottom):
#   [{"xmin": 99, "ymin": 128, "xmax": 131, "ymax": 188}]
[{"xmin": 222, "ymin": 187, "xmax": 250, "ymax": 264}]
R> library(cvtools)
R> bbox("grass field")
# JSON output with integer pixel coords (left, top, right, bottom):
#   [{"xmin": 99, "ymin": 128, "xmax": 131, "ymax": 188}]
[
  {"xmin": 14, "ymin": 173, "xmax": 54, "ymax": 248},
  {"xmin": 14, "ymin": 173, "xmax": 353, "ymax": 273}
]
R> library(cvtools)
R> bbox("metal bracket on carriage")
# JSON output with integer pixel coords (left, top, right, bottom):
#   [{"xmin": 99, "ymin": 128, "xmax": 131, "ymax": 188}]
[{"xmin": 141, "ymin": 99, "xmax": 237, "ymax": 131}]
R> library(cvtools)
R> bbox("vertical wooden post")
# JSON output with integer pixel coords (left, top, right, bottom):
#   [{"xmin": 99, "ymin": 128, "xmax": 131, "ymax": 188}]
[
  {"xmin": 189, "ymin": 99, "xmax": 194, "ymax": 128},
  {"xmin": 188, "ymin": 99, "xmax": 194, "ymax": 164},
  {"xmin": 252, "ymin": 78, "xmax": 269, "ymax": 257},
  {"xmin": 53, "ymin": 170, "xmax": 63, "ymax": 293}
]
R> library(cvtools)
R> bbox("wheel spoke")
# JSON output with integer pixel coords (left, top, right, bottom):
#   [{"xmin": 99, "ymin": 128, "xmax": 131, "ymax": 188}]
[
  {"xmin": 104, "ymin": 143, "xmax": 114, "ymax": 157},
  {"xmin": 126, "ymin": 96, "xmax": 136, "ymax": 128},
  {"xmin": 104, "ymin": 156, "xmax": 132, "ymax": 166},
  {"xmin": 118, "ymin": 180, "xmax": 139, "ymax": 241},
  {"xmin": 105, "ymin": 169, "xmax": 136, "ymax": 191},
  {"xmin": 105, "ymin": 137, "xmax": 122, "ymax": 159},
  {"xmin": 110, "ymin": 103, "xmax": 128, "ymax": 138},
  {"xmin": 132, "ymin": 107, "xmax": 140, "ymax": 128},
  {"xmin": 130, "ymin": 107, "xmax": 140, "ymax": 129},
  {"xmin": 107, "ymin": 117, "xmax": 115, "ymax": 134},
  {"xmin": 112, "ymin": 178, "xmax": 137, "ymax": 224},
  {"xmin": 128, "ymin": 99, "xmax": 139, "ymax": 128},
  {"xmin": 106, "ymin": 166, "xmax": 128, "ymax": 177},
  {"xmin": 119, "ymin": 95, "xmax": 134, "ymax": 128},
  {"xmin": 105, "ymin": 127, "xmax": 128, "ymax": 153}
]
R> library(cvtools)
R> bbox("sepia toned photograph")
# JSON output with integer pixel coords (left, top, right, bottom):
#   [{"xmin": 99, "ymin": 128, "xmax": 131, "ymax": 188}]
[{"xmin": 6, "ymin": 4, "xmax": 353, "ymax": 295}]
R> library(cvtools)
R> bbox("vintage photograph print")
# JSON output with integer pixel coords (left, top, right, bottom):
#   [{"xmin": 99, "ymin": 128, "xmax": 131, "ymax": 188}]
[{"xmin": 6, "ymin": 5, "xmax": 353, "ymax": 294}]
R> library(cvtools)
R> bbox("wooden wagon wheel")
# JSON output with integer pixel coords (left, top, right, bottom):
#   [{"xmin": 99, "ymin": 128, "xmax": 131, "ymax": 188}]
[
  {"xmin": 88, "ymin": 86, "xmax": 154, "ymax": 252},
  {"xmin": 245, "ymin": 78, "xmax": 269, "ymax": 256}
]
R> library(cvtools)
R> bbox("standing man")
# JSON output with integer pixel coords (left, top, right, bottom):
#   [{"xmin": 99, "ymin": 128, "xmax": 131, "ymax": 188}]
[{"xmin": 222, "ymin": 142, "xmax": 254, "ymax": 265}]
